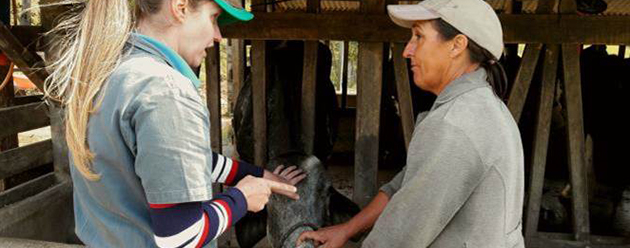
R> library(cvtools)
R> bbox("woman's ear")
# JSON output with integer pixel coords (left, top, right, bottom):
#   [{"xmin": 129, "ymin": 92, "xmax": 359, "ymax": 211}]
[
  {"xmin": 450, "ymin": 34, "xmax": 469, "ymax": 58},
  {"xmin": 169, "ymin": 0, "xmax": 190, "ymax": 23}
]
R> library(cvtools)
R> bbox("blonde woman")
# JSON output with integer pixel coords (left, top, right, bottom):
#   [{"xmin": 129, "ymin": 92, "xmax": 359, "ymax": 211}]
[{"xmin": 44, "ymin": 0, "xmax": 305, "ymax": 247}]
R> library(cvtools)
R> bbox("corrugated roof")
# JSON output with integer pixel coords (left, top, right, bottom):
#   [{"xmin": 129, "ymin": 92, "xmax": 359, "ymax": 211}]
[{"xmin": 273, "ymin": 0, "xmax": 630, "ymax": 15}]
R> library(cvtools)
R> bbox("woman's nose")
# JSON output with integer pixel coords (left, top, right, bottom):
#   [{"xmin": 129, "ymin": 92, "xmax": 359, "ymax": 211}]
[
  {"xmin": 403, "ymin": 42, "xmax": 415, "ymax": 59},
  {"xmin": 214, "ymin": 25, "xmax": 223, "ymax": 42}
]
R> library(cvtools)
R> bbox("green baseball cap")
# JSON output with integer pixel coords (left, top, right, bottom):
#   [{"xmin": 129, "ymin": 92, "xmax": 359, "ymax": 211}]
[{"xmin": 215, "ymin": 0, "xmax": 254, "ymax": 26}]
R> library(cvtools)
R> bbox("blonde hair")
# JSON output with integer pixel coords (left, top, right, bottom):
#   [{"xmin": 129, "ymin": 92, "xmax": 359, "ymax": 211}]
[{"xmin": 44, "ymin": 0, "xmax": 133, "ymax": 180}]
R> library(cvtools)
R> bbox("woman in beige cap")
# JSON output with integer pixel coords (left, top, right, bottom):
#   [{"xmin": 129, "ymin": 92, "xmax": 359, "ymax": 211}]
[{"xmin": 299, "ymin": 0, "xmax": 525, "ymax": 247}]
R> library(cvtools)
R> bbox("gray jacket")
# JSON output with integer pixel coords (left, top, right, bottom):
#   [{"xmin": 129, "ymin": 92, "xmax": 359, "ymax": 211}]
[{"xmin": 363, "ymin": 69, "xmax": 525, "ymax": 248}]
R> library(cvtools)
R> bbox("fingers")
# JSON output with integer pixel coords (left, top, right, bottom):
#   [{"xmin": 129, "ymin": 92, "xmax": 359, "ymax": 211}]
[
  {"xmin": 265, "ymin": 179, "xmax": 300, "ymax": 200},
  {"xmin": 273, "ymin": 165, "xmax": 285, "ymax": 175},
  {"xmin": 291, "ymin": 173, "xmax": 307, "ymax": 185},
  {"xmin": 286, "ymin": 168, "xmax": 304, "ymax": 179},
  {"xmin": 297, "ymin": 231, "xmax": 324, "ymax": 246},
  {"xmin": 280, "ymin": 166, "xmax": 297, "ymax": 177}
]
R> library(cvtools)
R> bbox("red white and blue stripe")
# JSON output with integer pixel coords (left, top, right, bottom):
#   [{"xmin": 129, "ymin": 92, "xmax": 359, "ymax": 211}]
[{"xmin": 148, "ymin": 154, "xmax": 261, "ymax": 248}]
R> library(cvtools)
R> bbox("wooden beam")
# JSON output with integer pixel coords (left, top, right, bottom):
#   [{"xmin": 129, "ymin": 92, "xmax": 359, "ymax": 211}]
[
  {"xmin": 13, "ymin": 95, "xmax": 43, "ymax": 105},
  {"xmin": 0, "ymin": 22, "xmax": 48, "ymax": 90},
  {"xmin": 0, "ymin": 102, "xmax": 49, "ymax": 139},
  {"xmin": 251, "ymin": 40, "xmax": 267, "ymax": 166},
  {"xmin": 507, "ymin": 44, "xmax": 542, "ymax": 122},
  {"xmin": 206, "ymin": 44, "xmax": 222, "ymax": 153},
  {"xmin": 0, "ymin": 173, "xmax": 56, "ymax": 207},
  {"xmin": 0, "ymin": 140, "xmax": 53, "ymax": 180},
  {"xmin": 392, "ymin": 44, "xmax": 414, "ymax": 150},
  {"xmin": 221, "ymin": 13, "xmax": 630, "ymax": 45},
  {"xmin": 9, "ymin": 25, "xmax": 43, "ymax": 51},
  {"xmin": 301, "ymin": 41, "xmax": 318, "ymax": 154},
  {"xmin": 562, "ymin": 43, "xmax": 590, "ymax": 242},
  {"xmin": 0, "ymin": 180, "xmax": 71, "ymax": 231},
  {"xmin": 524, "ymin": 44, "xmax": 559, "ymax": 240}
]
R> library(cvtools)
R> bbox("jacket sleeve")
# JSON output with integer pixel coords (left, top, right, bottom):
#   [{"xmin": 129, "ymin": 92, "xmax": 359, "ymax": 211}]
[{"xmin": 363, "ymin": 123, "xmax": 490, "ymax": 248}]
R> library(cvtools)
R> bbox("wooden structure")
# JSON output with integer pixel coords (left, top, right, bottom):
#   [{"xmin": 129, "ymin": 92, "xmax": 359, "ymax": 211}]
[{"xmin": 1, "ymin": 0, "xmax": 629, "ymax": 247}]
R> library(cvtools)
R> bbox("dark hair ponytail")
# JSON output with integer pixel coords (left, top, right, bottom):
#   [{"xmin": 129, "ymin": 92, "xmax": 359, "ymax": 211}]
[{"xmin": 433, "ymin": 19, "xmax": 508, "ymax": 99}]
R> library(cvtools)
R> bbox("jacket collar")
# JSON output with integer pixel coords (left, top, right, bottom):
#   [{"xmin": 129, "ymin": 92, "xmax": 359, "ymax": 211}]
[{"xmin": 430, "ymin": 68, "xmax": 489, "ymax": 111}]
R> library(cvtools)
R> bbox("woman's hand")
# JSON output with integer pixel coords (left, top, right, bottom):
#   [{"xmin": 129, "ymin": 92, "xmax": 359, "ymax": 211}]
[
  {"xmin": 297, "ymin": 223, "xmax": 352, "ymax": 248},
  {"xmin": 264, "ymin": 165, "xmax": 307, "ymax": 186},
  {"xmin": 235, "ymin": 175, "xmax": 299, "ymax": 212}
]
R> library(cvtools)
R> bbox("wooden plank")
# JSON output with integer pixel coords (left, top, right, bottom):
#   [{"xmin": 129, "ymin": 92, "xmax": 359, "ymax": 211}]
[
  {"xmin": 231, "ymin": 39, "xmax": 245, "ymax": 110},
  {"xmin": 561, "ymin": 43, "xmax": 590, "ymax": 242},
  {"xmin": 0, "ymin": 140, "xmax": 53, "ymax": 180},
  {"xmin": 206, "ymin": 44, "xmax": 222, "ymax": 153},
  {"xmin": 14, "ymin": 95, "xmax": 43, "ymax": 105},
  {"xmin": 0, "ymin": 22, "xmax": 48, "ymax": 90},
  {"xmin": 251, "ymin": 40, "xmax": 267, "ymax": 166},
  {"xmin": 0, "ymin": 102, "xmax": 49, "ymax": 139},
  {"xmin": 0, "ymin": 173, "xmax": 56, "ymax": 207},
  {"xmin": 9, "ymin": 25, "xmax": 43, "ymax": 51},
  {"xmin": 392, "ymin": 44, "xmax": 414, "ymax": 150},
  {"xmin": 353, "ymin": 42, "xmax": 383, "ymax": 207},
  {"xmin": 0, "ymin": 180, "xmax": 71, "ymax": 231},
  {"xmin": 301, "ymin": 41, "xmax": 318, "ymax": 154},
  {"xmin": 524, "ymin": 44, "xmax": 559, "ymax": 240},
  {"xmin": 507, "ymin": 44, "xmax": 542, "ymax": 122},
  {"xmin": 220, "ymin": 13, "xmax": 630, "ymax": 45}
]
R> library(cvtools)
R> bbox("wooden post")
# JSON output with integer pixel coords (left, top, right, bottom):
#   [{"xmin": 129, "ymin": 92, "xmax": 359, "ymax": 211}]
[
  {"xmin": 231, "ymin": 39, "xmax": 245, "ymax": 110},
  {"xmin": 251, "ymin": 40, "xmax": 267, "ymax": 166},
  {"xmin": 507, "ymin": 44, "xmax": 542, "ymax": 122},
  {"xmin": 618, "ymin": 45, "xmax": 626, "ymax": 58},
  {"xmin": 340, "ymin": 41, "xmax": 349, "ymax": 109},
  {"xmin": 0, "ymin": 54, "xmax": 18, "ymax": 192},
  {"xmin": 524, "ymin": 44, "xmax": 559, "ymax": 241},
  {"xmin": 206, "ymin": 44, "xmax": 222, "ymax": 153},
  {"xmin": 205, "ymin": 43, "xmax": 232, "ymax": 247},
  {"xmin": 392, "ymin": 44, "xmax": 414, "ymax": 150},
  {"xmin": 301, "ymin": 0, "xmax": 320, "ymax": 154},
  {"xmin": 354, "ymin": 0, "xmax": 385, "ymax": 207},
  {"xmin": 561, "ymin": 43, "xmax": 590, "ymax": 242},
  {"xmin": 48, "ymin": 101, "xmax": 70, "ymax": 181},
  {"xmin": 301, "ymin": 41, "xmax": 318, "ymax": 154}
]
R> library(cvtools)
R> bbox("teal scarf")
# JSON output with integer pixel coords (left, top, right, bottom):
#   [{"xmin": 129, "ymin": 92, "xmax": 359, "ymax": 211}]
[{"xmin": 136, "ymin": 34, "xmax": 202, "ymax": 89}]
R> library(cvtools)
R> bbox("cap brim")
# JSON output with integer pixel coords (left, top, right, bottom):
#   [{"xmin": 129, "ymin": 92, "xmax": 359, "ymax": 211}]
[
  {"xmin": 387, "ymin": 4, "xmax": 440, "ymax": 28},
  {"xmin": 215, "ymin": 0, "xmax": 254, "ymax": 26}
]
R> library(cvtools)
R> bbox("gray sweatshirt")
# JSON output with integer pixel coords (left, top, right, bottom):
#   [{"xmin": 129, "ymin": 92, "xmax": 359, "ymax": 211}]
[{"xmin": 362, "ymin": 69, "xmax": 525, "ymax": 248}]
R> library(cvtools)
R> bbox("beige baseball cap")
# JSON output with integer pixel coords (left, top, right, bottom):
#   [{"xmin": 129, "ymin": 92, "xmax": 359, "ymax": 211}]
[{"xmin": 388, "ymin": 0, "xmax": 504, "ymax": 60}]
